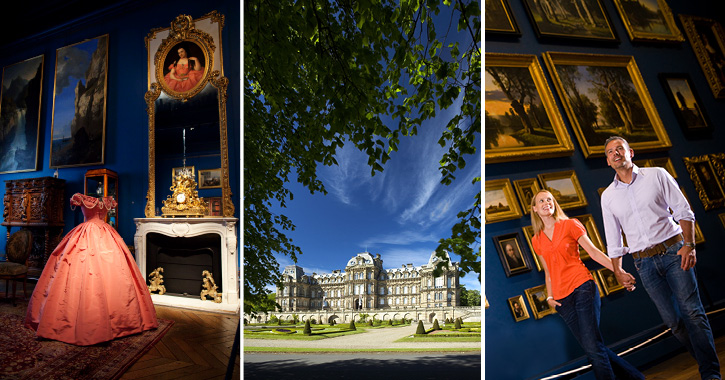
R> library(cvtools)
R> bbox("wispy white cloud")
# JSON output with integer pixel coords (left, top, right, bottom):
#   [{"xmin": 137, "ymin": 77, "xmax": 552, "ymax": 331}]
[{"xmin": 319, "ymin": 143, "xmax": 384, "ymax": 206}]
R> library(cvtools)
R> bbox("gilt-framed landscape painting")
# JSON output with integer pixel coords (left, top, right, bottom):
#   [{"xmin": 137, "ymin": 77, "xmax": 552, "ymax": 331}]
[
  {"xmin": 611, "ymin": 0, "xmax": 684, "ymax": 43},
  {"xmin": 485, "ymin": 53, "xmax": 574, "ymax": 163},
  {"xmin": 521, "ymin": 0, "xmax": 618, "ymax": 42},
  {"xmin": 0, "ymin": 55, "xmax": 44, "ymax": 174},
  {"xmin": 543, "ymin": 52, "xmax": 672, "ymax": 158},
  {"xmin": 680, "ymin": 15, "xmax": 725, "ymax": 98},
  {"xmin": 485, "ymin": 0, "xmax": 520, "ymax": 36},
  {"xmin": 50, "ymin": 34, "xmax": 108, "ymax": 168},
  {"xmin": 485, "ymin": 178, "xmax": 523, "ymax": 224},
  {"xmin": 537, "ymin": 170, "xmax": 588, "ymax": 210}
]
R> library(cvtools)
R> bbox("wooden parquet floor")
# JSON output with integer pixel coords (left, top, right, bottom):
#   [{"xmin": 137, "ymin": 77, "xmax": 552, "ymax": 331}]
[
  {"xmin": 121, "ymin": 305, "xmax": 240, "ymax": 380},
  {"xmin": 641, "ymin": 332, "xmax": 725, "ymax": 380}
]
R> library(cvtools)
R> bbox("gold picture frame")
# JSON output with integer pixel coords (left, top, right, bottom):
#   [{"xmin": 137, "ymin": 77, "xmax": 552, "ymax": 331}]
[
  {"xmin": 508, "ymin": 295, "xmax": 530, "ymax": 322},
  {"xmin": 521, "ymin": 225, "xmax": 542, "ymax": 272},
  {"xmin": 524, "ymin": 284, "xmax": 556, "ymax": 319},
  {"xmin": 611, "ymin": 0, "xmax": 684, "ymax": 43},
  {"xmin": 514, "ymin": 178, "xmax": 542, "ymax": 215},
  {"xmin": 485, "ymin": 0, "xmax": 520, "ymax": 36},
  {"xmin": 538, "ymin": 170, "xmax": 588, "ymax": 210},
  {"xmin": 485, "ymin": 178, "xmax": 523, "ymax": 224},
  {"xmin": 572, "ymin": 214, "xmax": 606, "ymax": 260},
  {"xmin": 683, "ymin": 155, "xmax": 725, "ymax": 210},
  {"xmin": 590, "ymin": 270, "xmax": 605, "ymax": 298},
  {"xmin": 679, "ymin": 15, "xmax": 725, "ymax": 98},
  {"xmin": 485, "ymin": 53, "xmax": 574, "ymax": 163},
  {"xmin": 199, "ymin": 168, "xmax": 222, "ymax": 189},
  {"xmin": 596, "ymin": 268, "xmax": 624, "ymax": 295},
  {"xmin": 543, "ymin": 52, "xmax": 672, "ymax": 158},
  {"xmin": 521, "ymin": 0, "xmax": 617, "ymax": 42},
  {"xmin": 709, "ymin": 153, "xmax": 725, "ymax": 192}
]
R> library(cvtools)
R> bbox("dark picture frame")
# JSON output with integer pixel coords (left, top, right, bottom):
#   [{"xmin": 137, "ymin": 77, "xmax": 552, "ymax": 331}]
[
  {"xmin": 611, "ymin": 0, "xmax": 683, "ymax": 43},
  {"xmin": 524, "ymin": 284, "xmax": 556, "ymax": 319},
  {"xmin": 485, "ymin": 0, "xmax": 520, "ymax": 36},
  {"xmin": 658, "ymin": 73, "xmax": 711, "ymax": 137},
  {"xmin": 0, "ymin": 55, "xmax": 44, "ymax": 174},
  {"xmin": 50, "ymin": 35, "xmax": 108, "ymax": 168},
  {"xmin": 485, "ymin": 53, "xmax": 575, "ymax": 163},
  {"xmin": 521, "ymin": 0, "xmax": 618, "ymax": 42},
  {"xmin": 508, "ymin": 295, "xmax": 531, "ymax": 322},
  {"xmin": 493, "ymin": 231, "xmax": 532, "ymax": 277},
  {"xmin": 680, "ymin": 15, "xmax": 725, "ymax": 98},
  {"xmin": 199, "ymin": 168, "xmax": 222, "ymax": 189},
  {"xmin": 683, "ymin": 155, "xmax": 725, "ymax": 210},
  {"xmin": 544, "ymin": 52, "xmax": 671, "ymax": 158}
]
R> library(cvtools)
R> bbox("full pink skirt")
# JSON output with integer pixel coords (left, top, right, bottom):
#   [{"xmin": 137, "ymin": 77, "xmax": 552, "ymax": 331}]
[{"xmin": 24, "ymin": 219, "xmax": 158, "ymax": 345}]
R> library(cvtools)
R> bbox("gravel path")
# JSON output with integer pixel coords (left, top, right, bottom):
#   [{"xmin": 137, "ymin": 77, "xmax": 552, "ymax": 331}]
[{"xmin": 244, "ymin": 323, "xmax": 481, "ymax": 349}]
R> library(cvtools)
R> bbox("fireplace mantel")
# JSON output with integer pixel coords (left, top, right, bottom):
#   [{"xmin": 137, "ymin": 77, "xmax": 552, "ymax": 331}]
[{"xmin": 134, "ymin": 217, "xmax": 239, "ymax": 313}]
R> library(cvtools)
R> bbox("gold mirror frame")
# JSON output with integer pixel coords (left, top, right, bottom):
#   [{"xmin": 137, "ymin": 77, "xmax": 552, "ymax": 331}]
[{"xmin": 144, "ymin": 12, "xmax": 234, "ymax": 218}]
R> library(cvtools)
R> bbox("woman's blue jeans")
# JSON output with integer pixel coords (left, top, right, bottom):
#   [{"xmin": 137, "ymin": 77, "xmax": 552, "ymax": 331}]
[
  {"xmin": 556, "ymin": 280, "xmax": 644, "ymax": 380},
  {"xmin": 634, "ymin": 240, "xmax": 721, "ymax": 380}
]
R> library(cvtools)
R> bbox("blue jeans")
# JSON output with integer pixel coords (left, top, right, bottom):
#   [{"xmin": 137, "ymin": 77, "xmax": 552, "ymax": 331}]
[
  {"xmin": 634, "ymin": 240, "xmax": 721, "ymax": 380},
  {"xmin": 557, "ymin": 280, "xmax": 644, "ymax": 380}
]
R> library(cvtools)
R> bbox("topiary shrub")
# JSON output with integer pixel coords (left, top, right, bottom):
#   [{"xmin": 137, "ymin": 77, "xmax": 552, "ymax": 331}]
[
  {"xmin": 368, "ymin": 319, "xmax": 373, "ymax": 326},
  {"xmin": 388, "ymin": 320, "xmax": 393, "ymax": 326},
  {"xmin": 416, "ymin": 320, "xmax": 425, "ymax": 334},
  {"xmin": 455, "ymin": 317, "xmax": 462, "ymax": 329},
  {"xmin": 303, "ymin": 320, "xmax": 311, "ymax": 335},
  {"xmin": 349, "ymin": 320, "xmax": 356, "ymax": 330},
  {"xmin": 432, "ymin": 319, "xmax": 440, "ymax": 330},
  {"xmin": 330, "ymin": 319, "xmax": 336, "ymax": 326}
]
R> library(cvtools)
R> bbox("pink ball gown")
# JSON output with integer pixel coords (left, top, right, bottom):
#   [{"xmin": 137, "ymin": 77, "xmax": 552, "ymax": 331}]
[{"xmin": 25, "ymin": 193, "xmax": 158, "ymax": 345}]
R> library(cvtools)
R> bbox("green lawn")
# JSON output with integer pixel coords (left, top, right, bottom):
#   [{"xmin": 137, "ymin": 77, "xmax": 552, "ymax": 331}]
[
  {"xmin": 395, "ymin": 336, "xmax": 481, "ymax": 343},
  {"xmin": 244, "ymin": 347, "xmax": 482, "ymax": 353}
]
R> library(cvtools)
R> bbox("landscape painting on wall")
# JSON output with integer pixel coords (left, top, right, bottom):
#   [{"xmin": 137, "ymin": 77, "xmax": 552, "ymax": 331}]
[
  {"xmin": 0, "ymin": 55, "xmax": 44, "ymax": 174},
  {"xmin": 50, "ymin": 35, "xmax": 108, "ymax": 168}
]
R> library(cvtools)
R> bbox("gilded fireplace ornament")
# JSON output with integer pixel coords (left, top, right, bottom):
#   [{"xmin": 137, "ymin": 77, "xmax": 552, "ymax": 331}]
[
  {"xmin": 200, "ymin": 270, "xmax": 222, "ymax": 303},
  {"xmin": 144, "ymin": 11, "xmax": 235, "ymax": 218},
  {"xmin": 148, "ymin": 267, "xmax": 166, "ymax": 295},
  {"xmin": 162, "ymin": 171, "xmax": 207, "ymax": 217}
]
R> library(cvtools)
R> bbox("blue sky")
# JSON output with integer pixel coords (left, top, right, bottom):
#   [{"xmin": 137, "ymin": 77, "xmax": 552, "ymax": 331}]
[
  {"xmin": 52, "ymin": 38, "xmax": 98, "ymax": 140},
  {"xmin": 269, "ymin": 99, "xmax": 481, "ymax": 293}
]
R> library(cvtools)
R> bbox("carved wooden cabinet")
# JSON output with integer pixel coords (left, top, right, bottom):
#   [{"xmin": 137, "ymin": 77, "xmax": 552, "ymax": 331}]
[{"xmin": 2, "ymin": 177, "xmax": 66, "ymax": 278}]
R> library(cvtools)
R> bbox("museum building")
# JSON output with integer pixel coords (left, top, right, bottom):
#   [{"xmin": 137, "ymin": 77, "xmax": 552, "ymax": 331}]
[{"xmin": 276, "ymin": 251, "xmax": 460, "ymax": 312}]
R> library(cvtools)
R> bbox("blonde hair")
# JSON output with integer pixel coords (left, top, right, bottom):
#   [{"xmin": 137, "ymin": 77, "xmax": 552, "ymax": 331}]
[{"xmin": 530, "ymin": 190, "xmax": 569, "ymax": 235}]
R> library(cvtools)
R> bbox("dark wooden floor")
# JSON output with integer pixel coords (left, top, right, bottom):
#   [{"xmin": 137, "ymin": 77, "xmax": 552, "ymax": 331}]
[
  {"xmin": 1, "ymin": 280, "xmax": 240, "ymax": 380},
  {"xmin": 642, "ymin": 332, "xmax": 725, "ymax": 380}
]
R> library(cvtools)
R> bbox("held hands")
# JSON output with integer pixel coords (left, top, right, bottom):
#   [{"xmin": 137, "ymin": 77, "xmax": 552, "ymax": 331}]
[
  {"xmin": 677, "ymin": 246, "xmax": 697, "ymax": 271},
  {"xmin": 614, "ymin": 270, "xmax": 637, "ymax": 292}
]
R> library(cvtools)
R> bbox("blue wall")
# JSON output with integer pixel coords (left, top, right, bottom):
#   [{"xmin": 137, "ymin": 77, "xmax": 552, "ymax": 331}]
[
  {"xmin": 485, "ymin": 1, "xmax": 725, "ymax": 379},
  {"xmin": 0, "ymin": 0, "xmax": 239, "ymax": 249}
]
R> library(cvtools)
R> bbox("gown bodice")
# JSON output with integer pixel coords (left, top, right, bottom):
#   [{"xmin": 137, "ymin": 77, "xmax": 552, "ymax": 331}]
[{"xmin": 70, "ymin": 193, "xmax": 116, "ymax": 223}]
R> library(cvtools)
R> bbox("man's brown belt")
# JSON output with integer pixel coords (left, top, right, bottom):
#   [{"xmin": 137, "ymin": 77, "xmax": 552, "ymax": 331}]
[{"xmin": 631, "ymin": 234, "xmax": 683, "ymax": 260}]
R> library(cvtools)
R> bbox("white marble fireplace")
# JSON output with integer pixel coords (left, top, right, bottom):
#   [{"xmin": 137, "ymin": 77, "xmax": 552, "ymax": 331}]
[{"xmin": 134, "ymin": 217, "xmax": 239, "ymax": 313}]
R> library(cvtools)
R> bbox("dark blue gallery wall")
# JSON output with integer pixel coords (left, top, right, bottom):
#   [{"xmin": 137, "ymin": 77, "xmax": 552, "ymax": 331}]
[
  {"xmin": 485, "ymin": 1, "xmax": 725, "ymax": 379},
  {"xmin": 0, "ymin": 0, "xmax": 240, "ymax": 251}
]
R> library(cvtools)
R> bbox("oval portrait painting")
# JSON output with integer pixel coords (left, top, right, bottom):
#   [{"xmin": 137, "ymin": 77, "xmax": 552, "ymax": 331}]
[{"xmin": 157, "ymin": 40, "xmax": 210, "ymax": 98}]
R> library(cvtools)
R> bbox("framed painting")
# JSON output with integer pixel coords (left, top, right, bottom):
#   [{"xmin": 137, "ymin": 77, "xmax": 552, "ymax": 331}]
[
  {"xmin": 647, "ymin": 157, "xmax": 678, "ymax": 178},
  {"xmin": 172, "ymin": 166, "xmax": 195, "ymax": 181},
  {"xmin": 658, "ymin": 73, "xmax": 711, "ymax": 136},
  {"xmin": 508, "ymin": 295, "xmax": 530, "ymax": 322},
  {"xmin": 611, "ymin": 0, "xmax": 684, "ymax": 43},
  {"xmin": 485, "ymin": 0, "xmax": 520, "ymax": 36},
  {"xmin": 679, "ymin": 15, "xmax": 725, "ymax": 98},
  {"xmin": 493, "ymin": 232, "xmax": 532, "ymax": 277},
  {"xmin": 708, "ymin": 153, "xmax": 725, "ymax": 192},
  {"xmin": 596, "ymin": 268, "xmax": 624, "ymax": 295},
  {"xmin": 514, "ymin": 178, "xmax": 542, "ymax": 215},
  {"xmin": 590, "ymin": 270, "xmax": 605, "ymax": 298},
  {"xmin": 537, "ymin": 170, "xmax": 588, "ymax": 210},
  {"xmin": 199, "ymin": 168, "xmax": 222, "ymax": 189},
  {"xmin": 683, "ymin": 155, "xmax": 725, "ymax": 210},
  {"xmin": 485, "ymin": 53, "xmax": 574, "ymax": 163},
  {"xmin": 50, "ymin": 35, "xmax": 108, "ymax": 168},
  {"xmin": 0, "ymin": 55, "xmax": 44, "ymax": 174},
  {"xmin": 524, "ymin": 284, "xmax": 556, "ymax": 319},
  {"xmin": 521, "ymin": 0, "xmax": 617, "ymax": 42},
  {"xmin": 485, "ymin": 178, "xmax": 523, "ymax": 224},
  {"xmin": 543, "ymin": 52, "xmax": 672, "ymax": 158},
  {"xmin": 522, "ymin": 225, "xmax": 542, "ymax": 272},
  {"xmin": 572, "ymin": 214, "xmax": 606, "ymax": 260}
]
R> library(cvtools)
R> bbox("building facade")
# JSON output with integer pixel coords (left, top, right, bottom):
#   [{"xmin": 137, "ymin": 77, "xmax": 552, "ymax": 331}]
[{"xmin": 276, "ymin": 251, "xmax": 461, "ymax": 312}]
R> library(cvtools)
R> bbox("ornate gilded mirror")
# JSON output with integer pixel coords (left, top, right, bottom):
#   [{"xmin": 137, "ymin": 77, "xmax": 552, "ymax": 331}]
[{"xmin": 144, "ymin": 12, "xmax": 234, "ymax": 217}]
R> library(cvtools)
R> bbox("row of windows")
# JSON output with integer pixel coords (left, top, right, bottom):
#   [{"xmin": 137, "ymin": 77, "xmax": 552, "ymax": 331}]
[{"xmin": 282, "ymin": 297, "xmax": 455, "ymax": 310}]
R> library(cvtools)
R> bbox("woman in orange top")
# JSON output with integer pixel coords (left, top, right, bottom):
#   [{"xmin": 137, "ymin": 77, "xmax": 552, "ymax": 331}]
[{"xmin": 531, "ymin": 190, "xmax": 643, "ymax": 380}]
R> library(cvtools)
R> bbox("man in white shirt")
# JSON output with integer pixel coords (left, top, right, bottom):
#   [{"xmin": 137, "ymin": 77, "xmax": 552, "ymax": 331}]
[{"xmin": 600, "ymin": 136, "xmax": 720, "ymax": 380}]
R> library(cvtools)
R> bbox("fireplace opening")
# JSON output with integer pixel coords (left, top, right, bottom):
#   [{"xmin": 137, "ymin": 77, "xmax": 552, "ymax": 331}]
[{"xmin": 145, "ymin": 232, "xmax": 222, "ymax": 297}]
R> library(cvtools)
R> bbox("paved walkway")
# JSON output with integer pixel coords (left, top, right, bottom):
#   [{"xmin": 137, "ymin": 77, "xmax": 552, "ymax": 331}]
[{"xmin": 244, "ymin": 323, "xmax": 481, "ymax": 349}]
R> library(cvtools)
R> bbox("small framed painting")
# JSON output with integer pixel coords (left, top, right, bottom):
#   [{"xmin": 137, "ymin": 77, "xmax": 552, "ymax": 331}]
[
  {"xmin": 485, "ymin": 0, "xmax": 520, "ymax": 36},
  {"xmin": 485, "ymin": 178, "xmax": 523, "ymax": 224},
  {"xmin": 508, "ymin": 295, "xmax": 530, "ymax": 322},
  {"xmin": 493, "ymin": 232, "xmax": 532, "ymax": 277},
  {"xmin": 538, "ymin": 170, "xmax": 588, "ymax": 210},
  {"xmin": 596, "ymin": 268, "xmax": 625, "ymax": 295},
  {"xmin": 524, "ymin": 284, "xmax": 556, "ymax": 319},
  {"xmin": 659, "ymin": 73, "xmax": 711, "ymax": 137},
  {"xmin": 513, "ymin": 178, "xmax": 542, "ymax": 215},
  {"xmin": 199, "ymin": 168, "xmax": 222, "ymax": 189}
]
